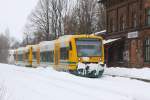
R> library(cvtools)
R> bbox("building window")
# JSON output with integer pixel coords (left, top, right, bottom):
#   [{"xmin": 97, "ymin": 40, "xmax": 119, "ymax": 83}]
[
  {"xmin": 146, "ymin": 8, "xmax": 150, "ymax": 26},
  {"xmin": 144, "ymin": 37, "xmax": 150, "ymax": 63},
  {"xmin": 112, "ymin": 20, "xmax": 116, "ymax": 32},
  {"xmin": 132, "ymin": 13, "xmax": 137, "ymax": 28},
  {"xmin": 109, "ymin": 18, "xmax": 113, "ymax": 32},
  {"xmin": 119, "ymin": 15, "xmax": 126, "ymax": 31}
]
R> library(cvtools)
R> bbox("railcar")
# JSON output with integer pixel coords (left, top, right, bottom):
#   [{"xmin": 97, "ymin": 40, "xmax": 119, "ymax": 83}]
[
  {"xmin": 15, "ymin": 47, "xmax": 26, "ymax": 66},
  {"xmin": 14, "ymin": 35, "xmax": 105, "ymax": 78},
  {"xmin": 15, "ymin": 45, "xmax": 33, "ymax": 67}
]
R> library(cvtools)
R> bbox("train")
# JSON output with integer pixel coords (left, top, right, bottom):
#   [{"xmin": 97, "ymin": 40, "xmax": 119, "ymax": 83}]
[{"xmin": 10, "ymin": 35, "xmax": 105, "ymax": 78}]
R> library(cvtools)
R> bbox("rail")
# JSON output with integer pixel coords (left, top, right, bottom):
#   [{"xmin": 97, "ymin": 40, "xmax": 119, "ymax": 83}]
[{"xmin": 103, "ymin": 74, "xmax": 150, "ymax": 83}]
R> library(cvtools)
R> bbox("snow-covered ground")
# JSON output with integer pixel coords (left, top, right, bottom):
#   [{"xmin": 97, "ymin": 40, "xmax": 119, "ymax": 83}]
[
  {"xmin": 104, "ymin": 67, "xmax": 150, "ymax": 80},
  {"xmin": 0, "ymin": 64, "xmax": 150, "ymax": 100}
]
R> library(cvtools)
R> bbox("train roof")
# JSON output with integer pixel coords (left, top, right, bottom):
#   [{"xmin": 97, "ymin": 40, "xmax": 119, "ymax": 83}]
[
  {"xmin": 17, "ymin": 47, "xmax": 25, "ymax": 51},
  {"xmin": 15, "ymin": 35, "xmax": 103, "ymax": 52},
  {"xmin": 39, "ymin": 40, "xmax": 55, "ymax": 52},
  {"xmin": 17, "ymin": 47, "xmax": 26, "ymax": 54},
  {"xmin": 57, "ymin": 35, "xmax": 103, "ymax": 42}
]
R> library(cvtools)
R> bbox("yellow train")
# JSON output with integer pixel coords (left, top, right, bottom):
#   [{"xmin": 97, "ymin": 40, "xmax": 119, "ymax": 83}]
[{"xmin": 14, "ymin": 35, "xmax": 105, "ymax": 78}]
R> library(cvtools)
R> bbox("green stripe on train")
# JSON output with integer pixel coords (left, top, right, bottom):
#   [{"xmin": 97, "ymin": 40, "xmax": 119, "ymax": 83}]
[{"xmin": 60, "ymin": 61, "xmax": 76, "ymax": 64}]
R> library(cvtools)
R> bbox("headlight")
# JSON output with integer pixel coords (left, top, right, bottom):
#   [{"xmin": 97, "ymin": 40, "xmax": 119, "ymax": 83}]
[
  {"xmin": 78, "ymin": 58, "xmax": 81, "ymax": 61},
  {"xmin": 99, "ymin": 58, "xmax": 102, "ymax": 61}
]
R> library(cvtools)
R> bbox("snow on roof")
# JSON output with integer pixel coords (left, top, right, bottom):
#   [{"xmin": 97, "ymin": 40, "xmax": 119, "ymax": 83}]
[
  {"xmin": 17, "ymin": 47, "xmax": 25, "ymax": 51},
  {"xmin": 91, "ymin": 30, "xmax": 106, "ymax": 36},
  {"xmin": 103, "ymin": 38, "xmax": 120, "ymax": 44},
  {"xmin": 58, "ymin": 35, "xmax": 72, "ymax": 42},
  {"xmin": 40, "ymin": 35, "xmax": 73, "ymax": 51},
  {"xmin": 58, "ymin": 35, "xmax": 73, "ymax": 47},
  {"xmin": 24, "ymin": 45, "xmax": 34, "ymax": 52},
  {"xmin": 17, "ymin": 47, "xmax": 26, "ymax": 54},
  {"xmin": 39, "ymin": 40, "xmax": 55, "ymax": 52},
  {"xmin": 32, "ymin": 45, "xmax": 39, "ymax": 52}
]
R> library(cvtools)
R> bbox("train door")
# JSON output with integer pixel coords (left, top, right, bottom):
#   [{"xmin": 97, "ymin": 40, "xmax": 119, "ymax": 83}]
[
  {"xmin": 23, "ymin": 50, "xmax": 26, "ymax": 63},
  {"xmin": 28, "ymin": 47, "xmax": 33, "ymax": 67},
  {"xmin": 54, "ymin": 42, "xmax": 60, "ymax": 67},
  {"xmin": 36, "ymin": 47, "xmax": 40, "ymax": 65}
]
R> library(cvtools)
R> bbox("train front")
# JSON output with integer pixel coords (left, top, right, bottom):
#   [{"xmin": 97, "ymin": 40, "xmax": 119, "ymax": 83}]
[{"xmin": 72, "ymin": 36, "xmax": 105, "ymax": 78}]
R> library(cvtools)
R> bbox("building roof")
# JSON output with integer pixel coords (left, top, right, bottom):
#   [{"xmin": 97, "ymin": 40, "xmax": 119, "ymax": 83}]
[{"xmin": 103, "ymin": 38, "xmax": 120, "ymax": 44}]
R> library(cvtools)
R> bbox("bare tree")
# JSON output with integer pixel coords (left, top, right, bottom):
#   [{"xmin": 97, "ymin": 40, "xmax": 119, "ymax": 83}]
[
  {"xmin": 26, "ymin": 0, "xmax": 69, "ymax": 41},
  {"xmin": 29, "ymin": 0, "xmax": 51, "ymax": 41},
  {"xmin": 50, "ymin": 0, "xmax": 69, "ymax": 38},
  {"xmin": 10, "ymin": 37, "xmax": 20, "ymax": 49},
  {"xmin": 63, "ymin": 8, "xmax": 79, "ymax": 35},
  {"xmin": 24, "ymin": 0, "xmax": 106, "ymax": 43},
  {"xmin": 22, "ymin": 24, "xmax": 35, "ymax": 45},
  {"xmin": 78, "ymin": 0, "xmax": 99, "ymax": 34},
  {"xmin": 96, "ymin": 3, "xmax": 106, "ymax": 31},
  {"xmin": 0, "ymin": 33, "xmax": 10, "ymax": 63},
  {"xmin": 63, "ymin": 0, "xmax": 106, "ymax": 35}
]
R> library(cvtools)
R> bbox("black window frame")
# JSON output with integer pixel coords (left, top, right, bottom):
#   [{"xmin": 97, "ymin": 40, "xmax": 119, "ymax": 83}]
[
  {"xmin": 75, "ymin": 38, "xmax": 102, "ymax": 57},
  {"xmin": 144, "ymin": 37, "xmax": 150, "ymax": 63},
  {"xmin": 145, "ymin": 8, "xmax": 150, "ymax": 26}
]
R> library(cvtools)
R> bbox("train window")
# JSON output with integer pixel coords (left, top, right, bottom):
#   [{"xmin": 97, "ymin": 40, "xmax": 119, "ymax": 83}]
[
  {"xmin": 76, "ymin": 38, "xmax": 102, "ymax": 57},
  {"xmin": 26, "ymin": 52, "xmax": 28, "ymax": 60},
  {"xmin": 25, "ymin": 50, "xmax": 30, "ymax": 60},
  {"xmin": 40, "ymin": 52, "xmax": 46, "ymax": 62},
  {"xmin": 69, "ymin": 42, "xmax": 72, "ymax": 50},
  {"xmin": 40, "ymin": 52, "xmax": 42, "ymax": 61},
  {"xmin": 60, "ymin": 47, "xmax": 69, "ymax": 60},
  {"xmin": 18, "ymin": 54, "xmax": 23, "ymax": 61},
  {"xmin": 18, "ymin": 54, "xmax": 20, "ymax": 61},
  {"xmin": 45, "ymin": 51, "xmax": 50, "ymax": 62},
  {"xmin": 33, "ymin": 52, "xmax": 36, "ymax": 60}
]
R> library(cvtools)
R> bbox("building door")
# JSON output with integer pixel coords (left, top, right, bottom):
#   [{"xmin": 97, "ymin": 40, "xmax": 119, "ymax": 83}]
[
  {"xmin": 130, "ymin": 40, "xmax": 138, "ymax": 66},
  {"xmin": 106, "ymin": 40, "xmax": 124, "ymax": 67}
]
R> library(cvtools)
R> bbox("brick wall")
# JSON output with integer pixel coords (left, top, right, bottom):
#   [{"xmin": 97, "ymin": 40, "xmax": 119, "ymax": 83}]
[{"xmin": 103, "ymin": 0, "xmax": 150, "ymax": 67}]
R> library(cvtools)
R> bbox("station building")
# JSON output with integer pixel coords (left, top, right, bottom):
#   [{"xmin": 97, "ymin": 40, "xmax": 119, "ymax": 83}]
[{"xmin": 100, "ymin": 0, "xmax": 150, "ymax": 67}]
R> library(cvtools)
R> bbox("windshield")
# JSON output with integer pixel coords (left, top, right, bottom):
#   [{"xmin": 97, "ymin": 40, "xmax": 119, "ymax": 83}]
[{"xmin": 76, "ymin": 38, "xmax": 102, "ymax": 57}]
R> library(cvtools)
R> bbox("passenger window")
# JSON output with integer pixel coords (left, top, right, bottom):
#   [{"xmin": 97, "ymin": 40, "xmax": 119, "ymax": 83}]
[
  {"xmin": 60, "ymin": 47, "xmax": 69, "ymax": 60},
  {"xmin": 46, "ymin": 51, "xmax": 50, "ymax": 62},
  {"xmin": 33, "ymin": 52, "xmax": 36, "ymax": 59}
]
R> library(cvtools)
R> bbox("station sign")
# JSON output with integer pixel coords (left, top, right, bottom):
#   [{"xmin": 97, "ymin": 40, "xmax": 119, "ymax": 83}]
[{"xmin": 127, "ymin": 31, "xmax": 138, "ymax": 38}]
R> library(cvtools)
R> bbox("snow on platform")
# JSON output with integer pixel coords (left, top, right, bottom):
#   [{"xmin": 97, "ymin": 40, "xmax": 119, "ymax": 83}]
[
  {"xmin": 0, "ymin": 64, "xmax": 150, "ymax": 100},
  {"xmin": 104, "ymin": 67, "xmax": 150, "ymax": 80}
]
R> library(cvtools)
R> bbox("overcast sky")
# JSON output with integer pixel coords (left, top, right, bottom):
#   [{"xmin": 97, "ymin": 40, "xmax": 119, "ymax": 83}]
[{"xmin": 0, "ymin": 0, "xmax": 38, "ymax": 41}]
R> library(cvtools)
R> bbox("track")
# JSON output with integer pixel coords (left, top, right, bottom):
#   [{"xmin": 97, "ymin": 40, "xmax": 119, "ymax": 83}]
[{"xmin": 103, "ymin": 74, "xmax": 150, "ymax": 83}]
